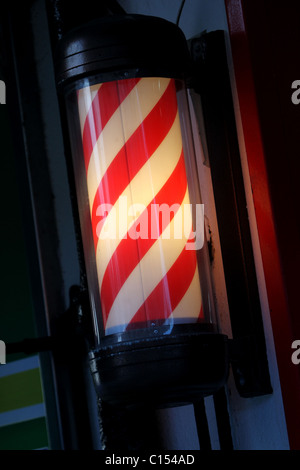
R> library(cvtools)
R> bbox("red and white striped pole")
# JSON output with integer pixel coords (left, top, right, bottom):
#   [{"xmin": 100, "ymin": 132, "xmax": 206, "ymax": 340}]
[
  {"xmin": 57, "ymin": 15, "xmax": 229, "ymax": 405},
  {"xmin": 77, "ymin": 77, "xmax": 204, "ymax": 335}
]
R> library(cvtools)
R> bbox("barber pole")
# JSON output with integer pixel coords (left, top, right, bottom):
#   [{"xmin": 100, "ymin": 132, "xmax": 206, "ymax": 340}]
[
  {"xmin": 57, "ymin": 15, "xmax": 229, "ymax": 406},
  {"xmin": 77, "ymin": 77, "xmax": 204, "ymax": 335}
]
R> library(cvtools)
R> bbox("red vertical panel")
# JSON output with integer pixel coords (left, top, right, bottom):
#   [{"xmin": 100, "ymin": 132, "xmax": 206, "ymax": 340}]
[{"xmin": 225, "ymin": 0, "xmax": 300, "ymax": 449}]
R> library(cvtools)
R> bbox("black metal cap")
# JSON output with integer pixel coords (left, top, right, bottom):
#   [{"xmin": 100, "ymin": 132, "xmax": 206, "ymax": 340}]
[
  {"xmin": 55, "ymin": 14, "xmax": 193, "ymax": 89},
  {"xmin": 89, "ymin": 325, "xmax": 229, "ymax": 407}
]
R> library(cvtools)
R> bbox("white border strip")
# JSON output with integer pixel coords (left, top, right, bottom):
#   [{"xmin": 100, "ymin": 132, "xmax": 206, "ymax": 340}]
[
  {"xmin": 0, "ymin": 355, "xmax": 40, "ymax": 378},
  {"xmin": 0, "ymin": 403, "xmax": 46, "ymax": 428}
]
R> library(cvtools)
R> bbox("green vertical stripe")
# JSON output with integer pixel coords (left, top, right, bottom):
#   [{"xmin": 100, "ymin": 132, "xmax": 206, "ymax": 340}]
[
  {"xmin": 0, "ymin": 417, "xmax": 48, "ymax": 450},
  {"xmin": 0, "ymin": 368, "xmax": 43, "ymax": 413}
]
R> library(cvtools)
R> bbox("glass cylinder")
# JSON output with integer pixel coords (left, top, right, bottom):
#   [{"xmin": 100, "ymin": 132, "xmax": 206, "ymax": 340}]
[{"xmin": 65, "ymin": 74, "xmax": 217, "ymax": 346}]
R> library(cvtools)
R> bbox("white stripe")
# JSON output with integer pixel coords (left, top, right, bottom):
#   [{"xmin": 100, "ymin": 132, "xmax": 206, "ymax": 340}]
[
  {"xmin": 86, "ymin": 101, "xmax": 125, "ymax": 213},
  {"xmin": 169, "ymin": 264, "xmax": 202, "ymax": 320},
  {"xmin": 105, "ymin": 189, "xmax": 192, "ymax": 332},
  {"xmin": 120, "ymin": 77, "xmax": 171, "ymax": 142},
  {"xmin": 0, "ymin": 403, "xmax": 46, "ymax": 428},
  {"xmin": 77, "ymin": 83, "xmax": 103, "ymax": 135},
  {"xmin": 85, "ymin": 77, "xmax": 170, "ymax": 212},
  {"xmin": 0, "ymin": 356, "xmax": 40, "ymax": 378},
  {"xmin": 96, "ymin": 111, "xmax": 183, "ymax": 289}
]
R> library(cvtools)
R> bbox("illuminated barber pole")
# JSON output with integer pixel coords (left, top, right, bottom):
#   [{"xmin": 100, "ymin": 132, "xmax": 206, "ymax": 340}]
[
  {"xmin": 56, "ymin": 14, "xmax": 228, "ymax": 405},
  {"xmin": 77, "ymin": 77, "xmax": 203, "ymax": 335}
]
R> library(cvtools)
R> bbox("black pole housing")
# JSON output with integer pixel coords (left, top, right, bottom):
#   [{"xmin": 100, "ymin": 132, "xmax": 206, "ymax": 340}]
[{"xmin": 55, "ymin": 14, "xmax": 193, "ymax": 89}]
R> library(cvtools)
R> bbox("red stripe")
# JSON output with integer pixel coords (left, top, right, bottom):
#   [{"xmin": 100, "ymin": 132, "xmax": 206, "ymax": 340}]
[
  {"xmin": 100, "ymin": 239, "xmax": 146, "ymax": 328},
  {"xmin": 81, "ymin": 79, "xmax": 140, "ymax": 172},
  {"xmin": 101, "ymin": 152, "xmax": 187, "ymax": 326},
  {"xmin": 92, "ymin": 146, "xmax": 130, "ymax": 250},
  {"xmin": 121, "ymin": 79, "xmax": 178, "ymax": 181},
  {"xmin": 81, "ymin": 82, "xmax": 118, "ymax": 172},
  {"xmin": 127, "ymin": 237, "xmax": 198, "ymax": 329},
  {"xmin": 90, "ymin": 78, "xmax": 179, "ymax": 250},
  {"xmin": 116, "ymin": 77, "xmax": 141, "ymax": 102}
]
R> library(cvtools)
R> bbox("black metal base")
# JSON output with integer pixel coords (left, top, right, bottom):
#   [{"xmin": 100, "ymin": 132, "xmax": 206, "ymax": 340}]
[{"xmin": 89, "ymin": 325, "xmax": 229, "ymax": 408}]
